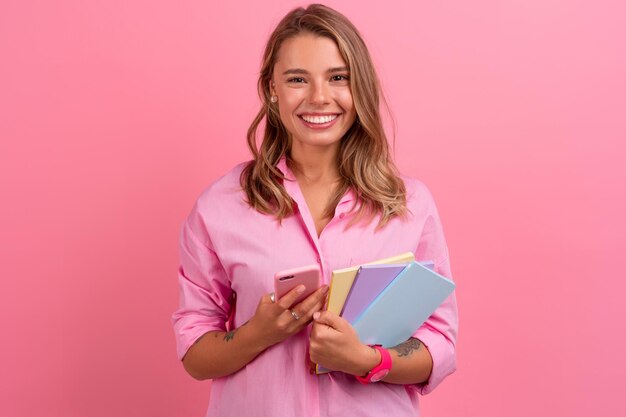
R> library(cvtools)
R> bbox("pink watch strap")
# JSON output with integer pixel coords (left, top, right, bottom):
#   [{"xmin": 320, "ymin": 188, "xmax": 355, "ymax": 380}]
[{"xmin": 356, "ymin": 345, "xmax": 392, "ymax": 384}]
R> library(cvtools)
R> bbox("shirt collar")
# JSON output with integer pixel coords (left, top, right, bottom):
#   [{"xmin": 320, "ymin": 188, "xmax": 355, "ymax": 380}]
[{"xmin": 276, "ymin": 156, "xmax": 296, "ymax": 181}]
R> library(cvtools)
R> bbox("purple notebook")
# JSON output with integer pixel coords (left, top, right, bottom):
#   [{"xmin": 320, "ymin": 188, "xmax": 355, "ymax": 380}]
[{"xmin": 341, "ymin": 264, "xmax": 407, "ymax": 322}]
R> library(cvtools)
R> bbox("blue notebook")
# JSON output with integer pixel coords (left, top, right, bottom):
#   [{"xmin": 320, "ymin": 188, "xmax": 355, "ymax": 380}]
[
  {"xmin": 341, "ymin": 261, "xmax": 435, "ymax": 323},
  {"xmin": 351, "ymin": 261, "xmax": 455, "ymax": 348}
]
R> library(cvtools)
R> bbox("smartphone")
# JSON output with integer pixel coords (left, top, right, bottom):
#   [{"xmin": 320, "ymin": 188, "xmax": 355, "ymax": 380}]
[{"xmin": 274, "ymin": 264, "xmax": 321, "ymax": 305}]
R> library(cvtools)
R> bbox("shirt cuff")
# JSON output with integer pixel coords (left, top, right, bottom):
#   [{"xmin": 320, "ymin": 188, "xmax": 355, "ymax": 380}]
[
  {"xmin": 172, "ymin": 314, "xmax": 225, "ymax": 361},
  {"xmin": 411, "ymin": 324, "xmax": 457, "ymax": 395}
]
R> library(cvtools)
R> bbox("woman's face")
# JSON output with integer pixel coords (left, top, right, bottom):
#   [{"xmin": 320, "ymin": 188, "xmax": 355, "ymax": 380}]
[{"xmin": 271, "ymin": 34, "xmax": 357, "ymax": 153}]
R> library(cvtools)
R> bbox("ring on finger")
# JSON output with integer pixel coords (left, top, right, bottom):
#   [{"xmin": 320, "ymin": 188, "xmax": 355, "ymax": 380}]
[{"xmin": 290, "ymin": 309, "xmax": 301, "ymax": 320}]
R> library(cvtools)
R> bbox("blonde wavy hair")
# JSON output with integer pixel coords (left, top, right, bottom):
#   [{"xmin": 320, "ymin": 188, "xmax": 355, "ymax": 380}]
[{"xmin": 240, "ymin": 3, "xmax": 407, "ymax": 228}]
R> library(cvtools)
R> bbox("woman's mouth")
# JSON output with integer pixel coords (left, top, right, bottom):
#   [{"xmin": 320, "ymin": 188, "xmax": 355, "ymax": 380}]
[{"xmin": 298, "ymin": 113, "xmax": 340, "ymax": 129}]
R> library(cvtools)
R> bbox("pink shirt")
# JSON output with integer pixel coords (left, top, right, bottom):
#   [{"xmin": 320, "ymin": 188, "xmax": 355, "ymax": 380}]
[{"xmin": 172, "ymin": 158, "xmax": 458, "ymax": 417}]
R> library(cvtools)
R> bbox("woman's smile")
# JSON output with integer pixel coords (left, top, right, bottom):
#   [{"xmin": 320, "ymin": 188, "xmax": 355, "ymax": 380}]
[{"xmin": 298, "ymin": 113, "xmax": 341, "ymax": 129}]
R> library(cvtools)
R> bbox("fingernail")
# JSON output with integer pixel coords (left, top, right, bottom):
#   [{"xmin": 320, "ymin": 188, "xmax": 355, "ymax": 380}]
[
  {"xmin": 322, "ymin": 285, "xmax": 329, "ymax": 294},
  {"xmin": 313, "ymin": 312, "xmax": 320, "ymax": 320},
  {"xmin": 296, "ymin": 285, "xmax": 306, "ymax": 294}
]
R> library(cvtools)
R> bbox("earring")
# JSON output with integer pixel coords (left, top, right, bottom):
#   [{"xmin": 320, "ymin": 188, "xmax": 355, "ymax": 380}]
[{"xmin": 270, "ymin": 95, "xmax": 278, "ymax": 103}]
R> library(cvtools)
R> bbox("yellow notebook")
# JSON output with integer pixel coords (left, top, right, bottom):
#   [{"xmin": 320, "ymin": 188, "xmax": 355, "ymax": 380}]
[{"xmin": 316, "ymin": 252, "xmax": 415, "ymax": 374}]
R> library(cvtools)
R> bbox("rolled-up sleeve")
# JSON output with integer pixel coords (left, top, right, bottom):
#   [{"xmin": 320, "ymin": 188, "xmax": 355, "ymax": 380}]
[
  {"xmin": 171, "ymin": 204, "xmax": 233, "ymax": 361},
  {"xmin": 410, "ymin": 187, "xmax": 459, "ymax": 394},
  {"xmin": 412, "ymin": 256, "xmax": 458, "ymax": 394}
]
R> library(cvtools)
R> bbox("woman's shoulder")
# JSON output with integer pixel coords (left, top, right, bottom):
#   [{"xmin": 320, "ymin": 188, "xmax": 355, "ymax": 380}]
[
  {"xmin": 193, "ymin": 161, "xmax": 251, "ymax": 212},
  {"xmin": 400, "ymin": 175, "xmax": 436, "ymax": 205},
  {"xmin": 396, "ymin": 174, "xmax": 444, "ymax": 224}
]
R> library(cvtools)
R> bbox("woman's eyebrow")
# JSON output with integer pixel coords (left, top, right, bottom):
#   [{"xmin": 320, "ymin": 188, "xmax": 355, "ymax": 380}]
[
  {"xmin": 282, "ymin": 66, "xmax": 350, "ymax": 76},
  {"xmin": 282, "ymin": 68, "xmax": 309, "ymax": 75}
]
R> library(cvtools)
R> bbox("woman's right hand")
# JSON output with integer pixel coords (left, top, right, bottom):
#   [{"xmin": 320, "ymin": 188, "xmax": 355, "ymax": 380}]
[{"xmin": 247, "ymin": 284, "xmax": 329, "ymax": 348}]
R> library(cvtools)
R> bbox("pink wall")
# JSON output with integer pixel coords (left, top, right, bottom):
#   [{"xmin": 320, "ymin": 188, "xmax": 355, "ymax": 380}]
[{"xmin": 1, "ymin": 1, "xmax": 625, "ymax": 416}]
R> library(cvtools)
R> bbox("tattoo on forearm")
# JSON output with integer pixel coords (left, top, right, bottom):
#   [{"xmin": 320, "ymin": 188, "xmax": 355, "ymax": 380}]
[
  {"xmin": 220, "ymin": 321, "xmax": 247, "ymax": 342},
  {"xmin": 223, "ymin": 329, "xmax": 237, "ymax": 342},
  {"xmin": 392, "ymin": 338, "xmax": 422, "ymax": 358}
]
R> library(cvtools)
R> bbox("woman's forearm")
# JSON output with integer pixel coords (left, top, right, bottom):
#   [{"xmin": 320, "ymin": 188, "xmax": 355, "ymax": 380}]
[
  {"xmin": 347, "ymin": 338, "xmax": 433, "ymax": 385},
  {"xmin": 383, "ymin": 338, "xmax": 433, "ymax": 384},
  {"xmin": 182, "ymin": 322, "xmax": 270, "ymax": 380},
  {"xmin": 183, "ymin": 286, "xmax": 329, "ymax": 380}
]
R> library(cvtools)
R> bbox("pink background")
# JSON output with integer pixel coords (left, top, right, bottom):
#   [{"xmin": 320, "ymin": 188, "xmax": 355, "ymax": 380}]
[{"xmin": 1, "ymin": 1, "xmax": 625, "ymax": 416}]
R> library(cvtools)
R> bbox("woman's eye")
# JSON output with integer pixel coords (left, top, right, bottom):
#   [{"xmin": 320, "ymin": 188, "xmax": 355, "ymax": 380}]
[
  {"xmin": 287, "ymin": 77, "xmax": 306, "ymax": 83},
  {"xmin": 331, "ymin": 74, "xmax": 349, "ymax": 82}
]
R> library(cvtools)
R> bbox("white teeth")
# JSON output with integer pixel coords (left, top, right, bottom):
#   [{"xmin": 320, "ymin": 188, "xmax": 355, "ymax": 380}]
[{"xmin": 301, "ymin": 114, "xmax": 338, "ymax": 124}]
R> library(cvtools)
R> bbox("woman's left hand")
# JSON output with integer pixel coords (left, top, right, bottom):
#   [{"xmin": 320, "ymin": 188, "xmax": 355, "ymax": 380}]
[{"xmin": 309, "ymin": 311, "xmax": 379, "ymax": 376}]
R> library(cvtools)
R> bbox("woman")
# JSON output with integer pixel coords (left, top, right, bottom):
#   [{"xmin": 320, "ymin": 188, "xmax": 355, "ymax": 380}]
[{"xmin": 172, "ymin": 4, "xmax": 458, "ymax": 416}]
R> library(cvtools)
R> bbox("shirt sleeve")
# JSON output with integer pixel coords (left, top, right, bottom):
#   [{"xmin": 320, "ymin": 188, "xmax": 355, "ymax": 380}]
[
  {"xmin": 171, "ymin": 203, "xmax": 234, "ymax": 361},
  {"xmin": 410, "ymin": 189, "xmax": 459, "ymax": 395}
]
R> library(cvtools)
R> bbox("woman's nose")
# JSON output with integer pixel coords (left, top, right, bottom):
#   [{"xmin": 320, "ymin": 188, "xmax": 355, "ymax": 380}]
[{"xmin": 308, "ymin": 81, "xmax": 330, "ymax": 104}]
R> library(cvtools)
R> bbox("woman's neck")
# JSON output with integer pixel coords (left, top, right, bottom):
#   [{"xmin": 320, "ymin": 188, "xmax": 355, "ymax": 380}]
[{"xmin": 288, "ymin": 144, "xmax": 341, "ymax": 186}]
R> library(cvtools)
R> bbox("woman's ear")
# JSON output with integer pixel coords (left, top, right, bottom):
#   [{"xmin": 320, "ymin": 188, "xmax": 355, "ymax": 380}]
[{"xmin": 269, "ymin": 80, "xmax": 278, "ymax": 103}]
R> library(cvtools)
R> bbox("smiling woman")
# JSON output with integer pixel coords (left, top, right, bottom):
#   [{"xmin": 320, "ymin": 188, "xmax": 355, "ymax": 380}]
[
  {"xmin": 241, "ymin": 4, "xmax": 409, "ymax": 230},
  {"xmin": 172, "ymin": 4, "xmax": 458, "ymax": 417}
]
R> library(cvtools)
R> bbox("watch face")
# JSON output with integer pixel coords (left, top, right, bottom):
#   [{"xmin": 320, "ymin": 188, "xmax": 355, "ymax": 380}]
[{"xmin": 370, "ymin": 369, "xmax": 390, "ymax": 382}]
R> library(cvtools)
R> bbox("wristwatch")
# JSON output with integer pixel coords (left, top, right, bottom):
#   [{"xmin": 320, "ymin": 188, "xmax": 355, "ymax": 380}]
[{"xmin": 356, "ymin": 345, "xmax": 392, "ymax": 384}]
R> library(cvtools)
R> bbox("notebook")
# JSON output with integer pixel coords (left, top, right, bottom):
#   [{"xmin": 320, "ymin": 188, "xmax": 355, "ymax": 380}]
[
  {"xmin": 341, "ymin": 261, "xmax": 434, "ymax": 323},
  {"xmin": 326, "ymin": 252, "xmax": 415, "ymax": 316},
  {"xmin": 351, "ymin": 261, "xmax": 455, "ymax": 348}
]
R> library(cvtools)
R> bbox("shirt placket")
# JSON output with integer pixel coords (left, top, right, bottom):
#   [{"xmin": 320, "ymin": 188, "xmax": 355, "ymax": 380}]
[
  {"xmin": 279, "ymin": 165, "xmax": 356, "ymax": 286},
  {"xmin": 281, "ymin": 174, "xmax": 328, "ymax": 281}
]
